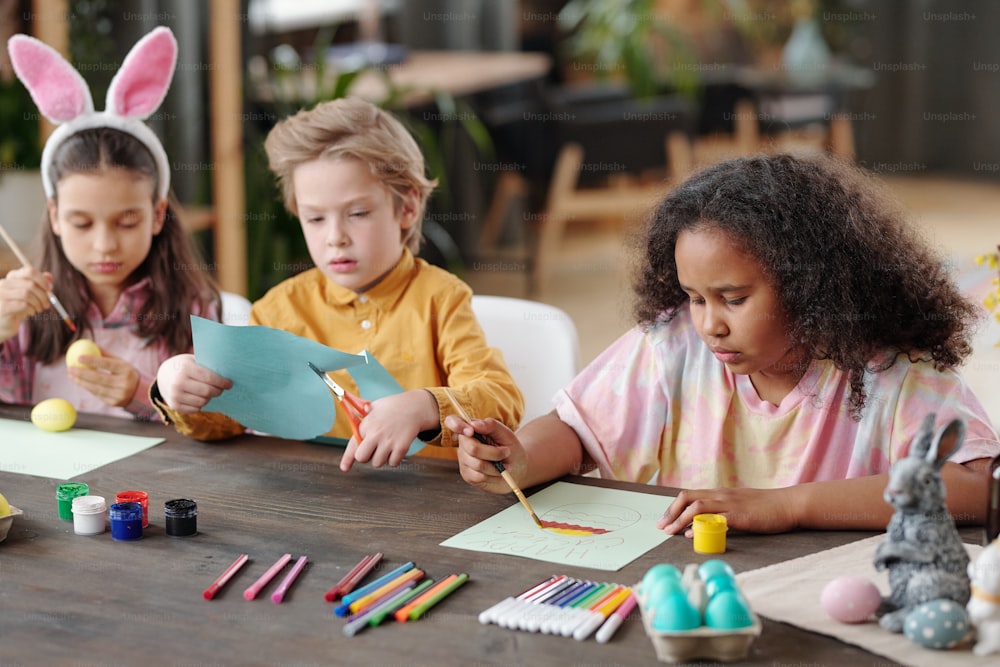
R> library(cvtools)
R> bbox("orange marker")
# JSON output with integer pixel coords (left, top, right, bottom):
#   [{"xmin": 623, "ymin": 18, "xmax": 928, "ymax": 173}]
[{"xmin": 394, "ymin": 574, "xmax": 459, "ymax": 622}]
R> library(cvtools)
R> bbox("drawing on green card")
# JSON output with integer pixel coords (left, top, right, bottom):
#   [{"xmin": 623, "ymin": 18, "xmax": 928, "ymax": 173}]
[{"xmin": 441, "ymin": 482, "xmax": 674, "ymax": 571}]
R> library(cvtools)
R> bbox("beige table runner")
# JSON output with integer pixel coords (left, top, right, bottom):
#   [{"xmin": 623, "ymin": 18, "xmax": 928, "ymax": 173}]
[{"xmin": 736, "ymin": 535, "xmax": 985, "ymax": 666}]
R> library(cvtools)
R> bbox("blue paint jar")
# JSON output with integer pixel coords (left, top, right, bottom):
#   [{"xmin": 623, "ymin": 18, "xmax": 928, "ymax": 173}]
[{"xmin": 109, "ymin": 501, "xmax": 143, "ymax": 541}]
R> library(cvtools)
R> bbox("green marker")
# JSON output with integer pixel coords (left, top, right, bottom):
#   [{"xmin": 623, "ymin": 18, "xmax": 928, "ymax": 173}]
[
  {"xmin": 368, "ymin": 579, "xmax": 436, "ymax": 627},
  {"xmin": 408, "ymin": 573, "xmax": 469, "ymax": 621}
]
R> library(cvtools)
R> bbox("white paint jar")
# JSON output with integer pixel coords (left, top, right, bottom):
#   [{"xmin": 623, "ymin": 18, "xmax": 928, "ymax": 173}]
[{"xmin": 72, "ymin": 495, "xmax": 107, "ymax": 535}]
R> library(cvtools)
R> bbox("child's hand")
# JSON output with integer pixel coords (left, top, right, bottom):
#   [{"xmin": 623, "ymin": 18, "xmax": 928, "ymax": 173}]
[
  {"xmin": 447, "ymin": 415, "xmax": 526, "ymax": 495},
  {"xmin": 66, "ymin": 348, "xmax": 140, "ymax": 408},
  {"xmin": 156, "ymin": 353, "xmax": 232, "ymax": 413},
  {"xmin": 339, "ymin": 390, "xmax": 437, "ymax": 472},
  {"xmin": 0, "ymin": 267, "xmax": 54, "ymax": 340},
  {"xmin": 657, "ymin": 487, "xmax": 798, "ymax": 535}
]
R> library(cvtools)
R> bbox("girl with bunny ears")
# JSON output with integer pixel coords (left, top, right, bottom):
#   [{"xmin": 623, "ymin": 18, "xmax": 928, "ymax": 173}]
[
  {"xmin": 450, "ymin": 154, "xmax": 1000, "ymax": 536},
  {"xmin": 0, "ymin": 27, "xmax": 218, "ymax": 420}
]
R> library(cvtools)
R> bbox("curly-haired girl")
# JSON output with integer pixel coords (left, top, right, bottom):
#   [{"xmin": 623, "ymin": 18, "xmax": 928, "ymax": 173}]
[{"xmin": 450, "ymin": 153, "xmax": 999, "ymax": 535}]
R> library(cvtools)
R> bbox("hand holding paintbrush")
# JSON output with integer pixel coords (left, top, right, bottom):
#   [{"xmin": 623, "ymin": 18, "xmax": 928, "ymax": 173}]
[
  {"xmin": 0, "ymin": 223, "xmax": 75, "ymax": 332},
  {"xmin": 443, "ymin": 388, "xmax": 543, "ymax": 528}
]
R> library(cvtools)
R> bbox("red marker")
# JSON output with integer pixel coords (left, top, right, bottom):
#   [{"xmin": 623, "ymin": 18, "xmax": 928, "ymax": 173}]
[{"xmin": 202, "ymin": 554, "xmax": 249, "ymax": 600}]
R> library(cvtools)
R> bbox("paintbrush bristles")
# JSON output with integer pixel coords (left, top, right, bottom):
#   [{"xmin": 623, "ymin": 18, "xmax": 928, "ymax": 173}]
[{"xmin": 502, "ymin": 470, "xmax": 543, "ymax": 528}]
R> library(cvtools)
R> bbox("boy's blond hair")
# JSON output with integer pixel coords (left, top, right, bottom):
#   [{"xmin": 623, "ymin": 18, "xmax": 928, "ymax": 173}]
[{"xmin": 264, "ymin": 97, "xmax": 437, "ymax": 253}]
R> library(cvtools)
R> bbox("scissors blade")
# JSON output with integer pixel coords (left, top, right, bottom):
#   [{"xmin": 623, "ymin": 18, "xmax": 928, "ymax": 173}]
[{"xmin": 307, "ymin": 362, "xmax": 346, "ymax": 400}]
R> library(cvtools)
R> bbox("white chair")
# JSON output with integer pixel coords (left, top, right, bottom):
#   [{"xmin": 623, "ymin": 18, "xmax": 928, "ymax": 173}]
[
  {"xmin": 471, "ymin": 295, "xmax": 580, "ymax": 425},
  {"xmin": 220, "ymin": 291, "xmax": 253, "ymax": 326}
]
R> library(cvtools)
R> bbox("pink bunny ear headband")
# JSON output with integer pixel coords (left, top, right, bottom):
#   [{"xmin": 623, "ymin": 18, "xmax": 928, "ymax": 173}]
[{"xmin": 7, "ymin": 26, "xmax": 177, "ymax": 200}]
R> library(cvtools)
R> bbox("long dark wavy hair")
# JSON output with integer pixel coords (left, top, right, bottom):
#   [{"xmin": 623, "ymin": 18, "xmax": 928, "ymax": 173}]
[
  {"xmin": 27, "ymin": 127, "xmax": 219, "ymax": 363},
  {"xmin": 632, "ymin": 153, "xmax": 979, "ymax": 417}
]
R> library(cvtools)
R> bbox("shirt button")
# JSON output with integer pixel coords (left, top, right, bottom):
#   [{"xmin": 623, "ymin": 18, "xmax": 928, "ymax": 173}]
[
  {"xmin": 359, "ymin": 295, "xmax": 368, "ymax": 304},
  {"xmin": 360, "ymin": 319, "xmax": 372, "ymax": 330}
]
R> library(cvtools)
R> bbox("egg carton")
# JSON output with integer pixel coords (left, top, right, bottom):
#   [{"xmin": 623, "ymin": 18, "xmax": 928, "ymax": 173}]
[
  {"xmin": 639, "ymin": 603, "xmax": 762, "ymax": 663},
  {"xmin": 0, "ymin": 506, "xmax": 23, "ymax": 543}
]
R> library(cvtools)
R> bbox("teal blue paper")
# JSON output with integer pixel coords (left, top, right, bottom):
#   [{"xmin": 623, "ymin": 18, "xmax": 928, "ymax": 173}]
[
  {"xmin": 192, "ymin": 317, "xmax": 366, "ymax": 440},
  {"xmin": 191, "ymin": 318, "xmax": 426, "ymax": 454}
]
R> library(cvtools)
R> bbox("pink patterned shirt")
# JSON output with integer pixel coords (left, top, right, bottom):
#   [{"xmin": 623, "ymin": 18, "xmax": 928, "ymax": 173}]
[
  {"xmin": 555, "ymin": 306, "xmax": 999, "ymax": 488},
  {"xmin": 0, "ymin": 278, "xmax": 215, "ymax": 420}
]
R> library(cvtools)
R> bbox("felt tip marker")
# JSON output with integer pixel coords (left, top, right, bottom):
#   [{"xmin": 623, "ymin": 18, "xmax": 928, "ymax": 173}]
[
  {"xmin": 407, "ymin": 573, "xmax": 469, "ymax": 621},
  {"xmin": 348, "ymin": 568, "xmax": 424, "ymax": 615},
  {"xmin": 243, "ymin": 553, "xmax": 292, "ymax": 601},
  {"xmin": 202, "ymin": 554, "xmax": 249, "ymax": 600},
  {"xmin": 367, "ymin": 579, "xmax": 436, "ymax": 627},
  {"xmin": 595, "ymin": 592, "xmax": 637, "ymax": 643},
  {"xmin": 271, "ymin": 555, "xmax": 308, "ymax": 603},
  {"xmin": 340, "ymin": 562, "xmax": 414, "ymax": 605},
  {"xmin": 325, "ymin": 553, "xmax": 382, "ymax": 602},
  {"xmin": 343, "ymin": 582, "xmax": 418, "ymax": 637},
  {"xmin": 573, "ymin": 587, "xmax": 632, "ymax": 641}
]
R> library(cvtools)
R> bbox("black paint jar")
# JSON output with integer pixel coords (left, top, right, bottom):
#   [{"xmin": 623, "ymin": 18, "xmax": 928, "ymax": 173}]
[{"xmin": 164, "ymin": 498, "xmax": 198, "ymax": 537}]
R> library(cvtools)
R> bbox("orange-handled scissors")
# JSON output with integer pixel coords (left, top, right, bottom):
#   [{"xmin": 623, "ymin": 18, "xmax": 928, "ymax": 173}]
[{"xmin": 308, "ymin": 362, "xmax": 371, "ymax": 442}]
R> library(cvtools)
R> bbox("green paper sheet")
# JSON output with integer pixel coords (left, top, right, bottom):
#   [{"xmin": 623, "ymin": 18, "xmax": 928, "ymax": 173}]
[
  {"xmin": 0, "ymin": 418, "xmax": 164, "ymax": 479},
  {"xmin": 192, "ymin": 317, "xmax": 426, "ymax": 453},
  {"xmin": 441, "ymin": 482, "xmax": 675, "ymax": 571}
]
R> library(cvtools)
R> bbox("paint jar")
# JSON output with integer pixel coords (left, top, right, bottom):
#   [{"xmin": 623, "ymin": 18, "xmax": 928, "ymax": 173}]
[
  {"xmin": 986, "ymin": 454, "xmax": 1000, "ymax": 545},
  {"xmin": 109, "ymin": 502, "xmax": 144, "ymax": 541},
  {"xmin": 164, "ymin": 498, "xmax": 198, "ymax": 537},
  {"xmin": 692, "ymin": 513, "xmax": 728, "ymax": 555},
  {"xmin": 71, "ymin": 495, "xmax": 107, "ymax": 535},
  {"xmin": 56, "ymin": 482, "xmax": 90, "ymax": 521},
  {"xmin": 116, "ymin": 490, "xmax": 149, "ymax": 527}
]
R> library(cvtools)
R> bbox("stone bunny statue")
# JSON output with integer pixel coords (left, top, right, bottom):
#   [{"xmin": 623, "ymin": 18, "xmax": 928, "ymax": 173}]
[
  {"xmin": 873, "ymin": 413, "xmax": 971, "ymax": 632},
  {"xmin": 967, "ymin": 538, "xmax": 1000, "ymax": 656}
]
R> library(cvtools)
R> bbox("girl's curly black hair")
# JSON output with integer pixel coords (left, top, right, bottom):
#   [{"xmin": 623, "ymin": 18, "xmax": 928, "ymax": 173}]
[{"xmin": 633, "ymin": 153, "xmax": 979, "ymax": 418}]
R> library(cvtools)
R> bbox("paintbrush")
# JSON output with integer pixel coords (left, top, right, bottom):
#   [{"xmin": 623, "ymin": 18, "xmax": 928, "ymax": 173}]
[
  {"xmin": 0, "ymin": 223, "xmax": 76, "ymax": 332},
  {"xmin": 443, "ymin": 387, "xmax": 543, "ymax": 528}
]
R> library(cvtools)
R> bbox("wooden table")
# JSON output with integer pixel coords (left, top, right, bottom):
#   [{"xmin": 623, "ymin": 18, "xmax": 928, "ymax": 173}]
[{"xmin": 0, "ymin": 405, "xmax": 959, "ymax": 664}]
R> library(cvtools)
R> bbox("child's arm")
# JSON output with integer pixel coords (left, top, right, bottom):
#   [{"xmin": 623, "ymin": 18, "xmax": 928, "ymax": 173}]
[
  {"xmin": 449, "ymin": 412, "xmax": 590, "ymax": 494},
  {"xmin": 150, "ymin": 353, "xmax": 244, "ymax": 441},
  {"xmin": 657, "ymin": 458, "xmax": 993, "ymax": 534},
  {"xmin": 0, "ymin": 267, "xmax": 54, "ymax": 342}
]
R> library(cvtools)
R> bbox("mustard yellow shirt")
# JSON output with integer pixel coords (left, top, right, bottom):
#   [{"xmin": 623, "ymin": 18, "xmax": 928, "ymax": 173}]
[{"xmin": 153, "ymin": 249, "xmax": 523, "ymax": 455}]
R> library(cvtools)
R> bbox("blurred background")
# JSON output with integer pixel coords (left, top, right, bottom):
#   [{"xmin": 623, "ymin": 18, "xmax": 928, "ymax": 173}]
[{"xmin": 0, "ymin": 0, "xmax": 997, "ymax": 425}]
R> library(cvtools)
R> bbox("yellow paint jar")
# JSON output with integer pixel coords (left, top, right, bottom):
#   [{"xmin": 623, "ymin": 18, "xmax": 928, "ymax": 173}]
[{"xmin": 692, "ymin": 513, "xmax": 728, "ymax": 554}]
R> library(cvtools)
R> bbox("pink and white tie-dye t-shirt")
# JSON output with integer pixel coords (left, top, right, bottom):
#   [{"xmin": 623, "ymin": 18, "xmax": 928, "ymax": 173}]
[{"xmin": 554, "ymin": 307, "xmax": 999, "ymax": 489}]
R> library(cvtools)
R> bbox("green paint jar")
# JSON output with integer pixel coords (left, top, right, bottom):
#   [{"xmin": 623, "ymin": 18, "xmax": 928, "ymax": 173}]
[{"xmin": 56, "ymin": 482, "xmax": 90, "ymax": 521}]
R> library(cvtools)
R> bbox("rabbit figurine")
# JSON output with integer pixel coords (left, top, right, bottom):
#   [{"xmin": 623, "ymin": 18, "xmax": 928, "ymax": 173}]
[
  {"xmin": 873, "ymin": 413, "xmax": 971, "ymax": 633},
  {"xmin": 967, "ymin": 538, "xmax": 1000, "ymax": 656}
]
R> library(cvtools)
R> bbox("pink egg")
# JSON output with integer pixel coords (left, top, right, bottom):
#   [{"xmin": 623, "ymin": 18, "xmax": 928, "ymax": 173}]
[{"xmin": 820, "ymin": 575, "xmax": 882, "ymax": 624}]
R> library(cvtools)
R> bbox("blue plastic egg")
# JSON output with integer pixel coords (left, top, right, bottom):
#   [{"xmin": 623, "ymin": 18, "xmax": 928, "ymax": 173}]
[
  {"xmin": 697, "ymin": 559, "xmax": 735, "ymax": 582},
  {"xmin": 642, "ymin": 563, "xmax": 682, "ymax": 589},
  {"xmin": 704, "ymin": 590, "xmax": 755, "ymax": 630},
  {"xmin": 903, "ymin": 599, "xmax": 971, "ymax": 650},
  {"xmin": 651, "ymin": 590, "xmax": 702, "ymax": 632},
  {"xmin": 641, "ymin": 564, "xmax": 684, "ymax": 608},
  {"xmin": 704, "ymin": 574, "xmax": 739, "ymax": 598}
]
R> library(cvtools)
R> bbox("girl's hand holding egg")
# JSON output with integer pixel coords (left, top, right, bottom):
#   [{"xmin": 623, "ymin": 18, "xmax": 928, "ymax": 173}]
[
  {"xmin": 66, "ymin": 345, "xmax": 140, "ymax": 408},
  {"xmin": 65, "ymin": 338, "xmax": 102, "ymax": 368}
]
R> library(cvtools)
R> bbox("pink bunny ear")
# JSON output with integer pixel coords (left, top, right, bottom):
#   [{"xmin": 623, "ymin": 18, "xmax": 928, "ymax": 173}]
[
  {"xmin": 106, "ymin": 26, "xmax": 177, "ymax": 119},
  {"xmin": 7, "ymin": 34, "xmax": 93, "ymax": 122}
]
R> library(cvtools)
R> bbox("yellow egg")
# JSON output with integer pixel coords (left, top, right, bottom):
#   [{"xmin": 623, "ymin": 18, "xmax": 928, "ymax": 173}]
[
  {"xmin": 0, "ymin": 492, "xmax": 10, "ymax": 518},
  {"xmin": 66, "ymin": 339, "xmax": 102, "ymax": 369},
  {"xmin": 30, "ymin": 398, "xmax": 77, "ymax": 432}
]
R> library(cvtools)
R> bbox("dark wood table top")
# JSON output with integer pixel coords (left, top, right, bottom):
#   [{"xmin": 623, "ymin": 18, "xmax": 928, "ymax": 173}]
[{"xmin": 0, "ymin": 404, "xmax": 945, "ymax": 665}]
